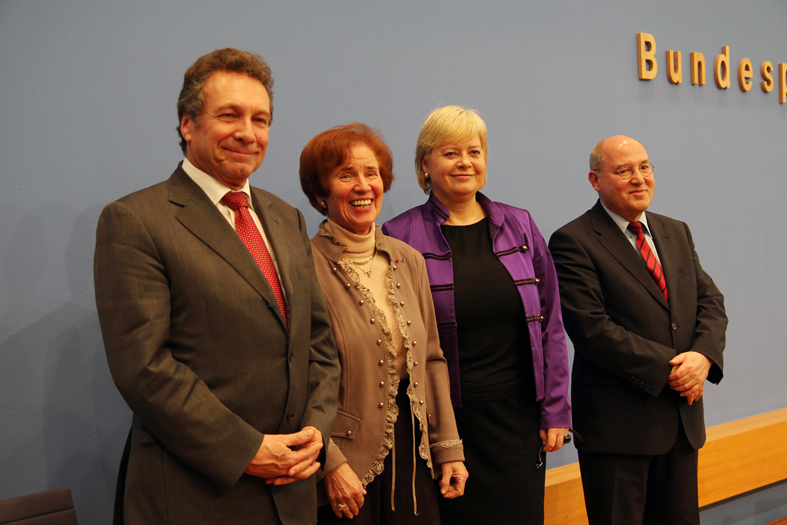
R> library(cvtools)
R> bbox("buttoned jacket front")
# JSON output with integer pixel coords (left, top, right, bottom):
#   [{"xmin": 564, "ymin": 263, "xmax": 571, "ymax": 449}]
[
  {"xmin": 383, "ymin": 193, "xmax": 571, "ymax": 430},
  {"xmin": 94, "ymin": 166, "xmax": 340, "ymax": 524},
  {"xmin": 548, "ymin": 201, "xmax": 726, "ymax": 454},
  {"xmin": 311, "ymin": 225, "xmax": 464, "ymax": 488}
]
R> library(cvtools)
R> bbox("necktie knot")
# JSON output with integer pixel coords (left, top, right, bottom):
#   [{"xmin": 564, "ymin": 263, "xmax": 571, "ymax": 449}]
[
  {"xmin": 627, "ymin": 221, "xmax": 644, "ymax": 236},
  {"xmin": 221, "ymin": 191, "xmax": 249, "ymax": 211}
]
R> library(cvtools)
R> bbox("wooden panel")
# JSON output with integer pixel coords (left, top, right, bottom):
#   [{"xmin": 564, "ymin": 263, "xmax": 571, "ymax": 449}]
[
  {"xmin": 545, "ymin": 463, "xmax": 587, "ymax": 525},
  {"xmin": 544, "ymin": 408, "xmax": 787, "ymax": 525},
  {"xmin": 697, "ymin": 407, "xmax": 787, "ymax": 506}
]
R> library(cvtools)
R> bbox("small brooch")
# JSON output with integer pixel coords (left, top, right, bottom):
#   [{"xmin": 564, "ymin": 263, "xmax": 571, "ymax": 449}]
[{"xmin": 395, "ymin": 258, "xmax": 406, "ymax": 263}]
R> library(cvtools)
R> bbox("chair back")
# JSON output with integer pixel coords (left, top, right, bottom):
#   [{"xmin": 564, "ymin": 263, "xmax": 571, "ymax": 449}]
[{"xmin": 0, "ymin": 487, "xmax": 78, "ymax": 525}]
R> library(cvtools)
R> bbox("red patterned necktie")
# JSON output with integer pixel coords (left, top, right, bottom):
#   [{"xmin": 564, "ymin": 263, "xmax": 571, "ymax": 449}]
[
  {"xmin": 221, "ymin": 192, "xmax": 287, "ymax": 324},
  {"xmin": 627, "ymin": 221, "xmax": 668, "ymax": 303}
]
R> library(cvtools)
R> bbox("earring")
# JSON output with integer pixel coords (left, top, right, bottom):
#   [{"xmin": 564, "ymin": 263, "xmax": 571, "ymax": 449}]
[
  {"xmin": 321, "ymin": 201, "xmax": 327, "ymax": 208},
  {"xmin": 425, "ymin": 173, "xmax": 430, "ymax": 179}
]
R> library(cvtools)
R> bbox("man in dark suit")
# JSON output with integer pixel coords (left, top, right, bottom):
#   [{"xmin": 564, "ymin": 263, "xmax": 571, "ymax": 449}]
[
  {"xmin": 94, "ymin": 48, "xmax": 340, "ymax": 524},
  {"xmin": 548, "ymin": 135, "xmax": 726, "ymax": 525}
]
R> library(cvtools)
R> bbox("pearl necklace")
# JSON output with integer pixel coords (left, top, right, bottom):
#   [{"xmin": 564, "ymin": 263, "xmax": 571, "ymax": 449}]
[{"xmin": 342, "ymin": 249, "xmax": 376, "ymax": 278}]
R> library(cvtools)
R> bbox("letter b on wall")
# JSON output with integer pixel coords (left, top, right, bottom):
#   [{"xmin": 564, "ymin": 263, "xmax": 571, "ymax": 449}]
[{"xmin": 638, "ymin": 33, "xmax": 657, "ymax": 80}]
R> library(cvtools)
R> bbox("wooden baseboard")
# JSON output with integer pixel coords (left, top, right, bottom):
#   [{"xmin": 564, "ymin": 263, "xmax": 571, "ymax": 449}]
[
  {"xmin": 544, "ymin": 407, "xmax": 787, "ymax": 525},
  {"xmin": 544, "ymin": 462, "xmax": 586, "ymax": 525},
  {"xmin": 698, "ymin": 408, "xmax": 787, "ymax": 506}
]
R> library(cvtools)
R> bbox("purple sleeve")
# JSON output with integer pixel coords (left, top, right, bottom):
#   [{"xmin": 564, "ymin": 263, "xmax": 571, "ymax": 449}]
[{"xmin": 529, "ymin": 215, "xmax": 572, "ymax": 430}]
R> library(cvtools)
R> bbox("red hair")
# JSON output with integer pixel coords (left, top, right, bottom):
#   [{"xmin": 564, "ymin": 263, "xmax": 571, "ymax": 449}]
[{"xmin": 299, "ymin": 123, "xmax": 394, "ymax": 215}]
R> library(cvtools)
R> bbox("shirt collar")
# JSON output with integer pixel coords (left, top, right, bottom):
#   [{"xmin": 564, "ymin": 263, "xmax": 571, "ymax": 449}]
[
  {"xmin": 427, "ymin": 190, "xmax": 502, "ymax": 228},
  {"xmin": 600, "ymin": 201, "xmax": 651, "ymax": 236},
  {"xmin": 426, "ymin": 190, "xmax": 505, "ymax": 246},
  {"xmin": 181, "ymin": 158, "xmax": 254, "ymax": 210},
  {"xmin": 325, "ymin": 218, "xmax": 377, "ymax": 255}
]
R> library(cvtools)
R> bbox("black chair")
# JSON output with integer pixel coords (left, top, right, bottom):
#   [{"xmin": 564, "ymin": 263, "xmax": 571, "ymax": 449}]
[{"xmin": 0, "ymin": 487, "xmax": 78, "ymax": 525}]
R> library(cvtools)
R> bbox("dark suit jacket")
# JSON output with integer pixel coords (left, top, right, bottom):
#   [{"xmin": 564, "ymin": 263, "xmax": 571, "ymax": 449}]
[
  {"xmin": 548, "ymin": 200, "xmax": 726, "ymax": 455},
  {"xmin": 94, "ymin": 165, "xmax": 340, "ymax": 524}
]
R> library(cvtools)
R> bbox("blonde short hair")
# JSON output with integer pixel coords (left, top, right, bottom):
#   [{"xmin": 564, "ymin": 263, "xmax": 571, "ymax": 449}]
[{"xmin": 415, "ymin": 106, "xmax": 488, "ymax": 193}]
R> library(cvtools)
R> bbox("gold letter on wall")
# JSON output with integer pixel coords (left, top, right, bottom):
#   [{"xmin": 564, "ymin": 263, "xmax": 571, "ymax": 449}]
[
  {"xmin": 715, "ymin": 46, "xmax": 731, "ymax": 89},
  {"xmin": 762, "ymin": 61, "xmax": 774, "ymax": 93},
  {"xmin": 638, "ymin": 33, "xmax": 657, "ymax": 80},
  {"xmin": 691, "ymin": 52, "xmax": 706, "ymax": 85},
  {"xmin": 738, "ymin": 59, "xmax": 753, "ymax": 92},
  {"xmin": 667, "ymin": 50, "xmax": 682, "ymax": 84},
  {"xmin": 780, "ymin": 63, "xmax": 787, "ymax": 103}
]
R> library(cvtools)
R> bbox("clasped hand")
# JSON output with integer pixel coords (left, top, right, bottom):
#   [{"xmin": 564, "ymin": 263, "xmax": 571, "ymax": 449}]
[
  {"xmin": 244, "ymin": 426, "xmax": 323, "ymax": 485},
  {"xmin": 668, "ymin": 351, "xmax": 712, "ymax": 405}
]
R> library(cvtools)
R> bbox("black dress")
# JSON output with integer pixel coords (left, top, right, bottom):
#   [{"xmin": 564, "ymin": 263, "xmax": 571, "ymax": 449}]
[{"xmin": 437, "ymin": 218, "xmax": 545, "ymax": 525}]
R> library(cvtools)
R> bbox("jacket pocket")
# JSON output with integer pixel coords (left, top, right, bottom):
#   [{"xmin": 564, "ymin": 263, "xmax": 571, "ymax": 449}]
[
  {"xmin": 677, "ymin": 263, "xmax": 695, "ymax": 278},
  {"xmin": 330, "ymin": 410, "xmax": 361, "ymax": 440}
]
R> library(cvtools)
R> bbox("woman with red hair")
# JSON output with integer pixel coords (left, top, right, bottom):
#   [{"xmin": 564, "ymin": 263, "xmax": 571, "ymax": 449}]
[{"xmin": 300, "ymin": 123, "xmax": 468, "ymax": 524}]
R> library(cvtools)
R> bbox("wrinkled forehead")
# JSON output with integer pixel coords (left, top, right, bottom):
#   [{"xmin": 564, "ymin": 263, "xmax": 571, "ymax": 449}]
[
  {"xmin": 203, "ymin": 71, "xmax": 270, "ymax": 107},
  {"xmin": 341, "ymin": 143, "xmax": 379, "ymax": 166}
]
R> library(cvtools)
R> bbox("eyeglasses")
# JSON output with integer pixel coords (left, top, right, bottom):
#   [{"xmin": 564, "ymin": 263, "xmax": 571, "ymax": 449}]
[{"xmin": 593, "ymin": 163, "xmax": 654, "ymax": 181}]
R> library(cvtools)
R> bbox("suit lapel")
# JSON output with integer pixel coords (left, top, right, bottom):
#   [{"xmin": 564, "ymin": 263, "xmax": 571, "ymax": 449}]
[
  {"xmin": 251, "ymin": 188, "xmax": 298, "ymax": 326},
  {"xmin": 167, "ymin": 168, "xmax": 285, "ymax": 325},
  {"xmin": 646, "ymin": 213, "xmax": 675, "ymax": 310},
  {"xmin": 589, "ymin": 201, "xmax": 669, "ymax": 310}
]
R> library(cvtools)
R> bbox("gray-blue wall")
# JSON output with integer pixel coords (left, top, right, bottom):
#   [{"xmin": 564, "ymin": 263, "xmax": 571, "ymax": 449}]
[{"xmin": 1, "ymin": 1, "xmax": 785, "ymax": 523}]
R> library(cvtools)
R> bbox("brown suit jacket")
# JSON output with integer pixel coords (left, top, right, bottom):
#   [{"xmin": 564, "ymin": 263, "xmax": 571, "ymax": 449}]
[
  {"xmin": 548, "ymin": 201, "xmax": 726, "ymax": 455},
  {"xmin": 94, "ymin": 165, "xmax": 340, "ymax": 524}
]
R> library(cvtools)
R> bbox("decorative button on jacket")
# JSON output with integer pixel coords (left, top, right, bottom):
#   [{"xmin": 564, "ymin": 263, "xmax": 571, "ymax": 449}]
[{"xmin": 311, "ymin": 222, "xmax": 464, "ymax": 491}]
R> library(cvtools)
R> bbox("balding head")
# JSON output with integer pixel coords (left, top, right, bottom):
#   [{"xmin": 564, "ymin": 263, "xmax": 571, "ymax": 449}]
[
  {"xmin": 588, "ymin": 135, "xmax": 654, "ymax": 222},
  {"xmin": 589, "ymin": 135, "xmax": 644, "ymax": 171}
]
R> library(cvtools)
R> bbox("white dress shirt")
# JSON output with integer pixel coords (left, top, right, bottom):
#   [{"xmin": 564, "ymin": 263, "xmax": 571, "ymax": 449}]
[
  {"xmin": 600, "ymin": 202, "xmax": 663, "ymax": 266},
  {"xmin": 181, "ymin": 158, "xmax": 285, "ymax": 292}
]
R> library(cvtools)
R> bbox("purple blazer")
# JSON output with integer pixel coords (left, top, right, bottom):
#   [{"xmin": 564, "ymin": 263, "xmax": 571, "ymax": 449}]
[{"xmin": 383, "ymin": 193, "xmax": 571, "ymax": 429}]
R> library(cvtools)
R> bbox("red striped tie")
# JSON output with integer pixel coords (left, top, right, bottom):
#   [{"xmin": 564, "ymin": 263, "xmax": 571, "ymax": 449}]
[
  {"xmin": 221, "ymin": 192, "xmax": 287, "ymax": 324},
  {"xmin": 627, "ymin": 221, "xmax": 669, "ymax": 303}
]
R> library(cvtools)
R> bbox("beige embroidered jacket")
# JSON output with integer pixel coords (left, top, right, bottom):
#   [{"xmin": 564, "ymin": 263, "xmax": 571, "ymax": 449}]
[{"xmin": 311, "ymin": 224, "xmax": 464, "ymax": 488}]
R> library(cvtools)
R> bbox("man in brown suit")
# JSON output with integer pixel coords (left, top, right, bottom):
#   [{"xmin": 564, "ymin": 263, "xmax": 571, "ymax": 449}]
[{"xmin": 94, "ymin": 48, "xmax": 340, "ymax": 524}]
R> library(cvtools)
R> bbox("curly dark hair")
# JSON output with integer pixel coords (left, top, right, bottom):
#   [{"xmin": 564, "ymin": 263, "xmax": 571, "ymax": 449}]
[{"xmin": 176, "ymin": 48, "xmax": 273, "ymax": 154}]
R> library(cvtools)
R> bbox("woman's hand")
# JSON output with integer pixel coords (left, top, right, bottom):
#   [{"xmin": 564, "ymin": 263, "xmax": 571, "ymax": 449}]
[
  {"xmin": 539, "ymin": 428, "xmax": 569, "ymax": 452},
  {"xmin": 324, "ymin": 462, "xmax": 366, "ymax": 519},
  {"xmin": 439, "ymin": 461, "xmax": 469, "ymax": 499}
]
